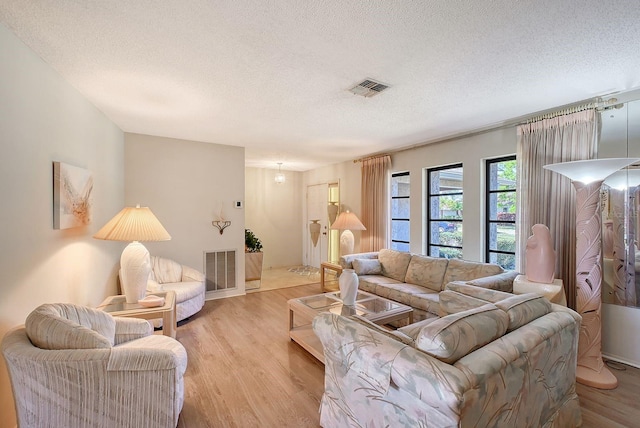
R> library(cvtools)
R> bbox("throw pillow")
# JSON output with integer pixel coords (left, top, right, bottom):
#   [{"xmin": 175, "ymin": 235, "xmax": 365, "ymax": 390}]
[
  {"xmin": 403, "ymin": 254, "xmax": 449, "ymax": 291},
  {"xmin": 495, "ymin": 293, "xmax": 552, "ymax": 332},
  {"xmin": 378, "ymin": 249, "xmax": 413, "ymax": 282},
  {"xmin": 352, "ymin": 258, "xmax": 382, "ymax": 275},
  {"xmin": 415, "ymin": 303, "xmax": 509, "ymax": 364}
]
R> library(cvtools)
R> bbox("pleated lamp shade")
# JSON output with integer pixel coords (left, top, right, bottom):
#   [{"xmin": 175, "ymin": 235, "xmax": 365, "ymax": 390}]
[
  {"xmin": 93, "ymin": 206, "xmax": 171, "ymax": 242},
  {"xmin": 330, "ymin": 211, "xmax": 366, "ymax": 231},
  {"xmin": 330, "ymin": 210, "xmax": 365, "ymax": 256}
]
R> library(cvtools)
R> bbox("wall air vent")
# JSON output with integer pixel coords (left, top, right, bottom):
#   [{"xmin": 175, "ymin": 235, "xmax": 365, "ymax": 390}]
[{"xmin": 348, "ymin": 79, "xmax": 390, "ymax": 98}]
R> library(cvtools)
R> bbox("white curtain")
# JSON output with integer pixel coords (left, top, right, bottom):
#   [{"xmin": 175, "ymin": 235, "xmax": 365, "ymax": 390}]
[
  {"xmin": 360, "ymin": 155, "xmax": 391, "ymax": 252},
  {"xmin": 516, "ymin": 109, "xmax": 598, "ymax": 309}
]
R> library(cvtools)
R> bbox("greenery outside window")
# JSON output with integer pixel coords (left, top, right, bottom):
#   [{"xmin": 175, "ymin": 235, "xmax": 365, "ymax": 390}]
[
  {"xmin": 427, "ymin": 164, "xmax": 463, "ymax": 259},
  {"xmin": 391, "ymin": 172, "xmax": 410, "ymax": 252},
  {"xmin": 485, "ymin": 156, "xmax": 516, "ymax": 269}
]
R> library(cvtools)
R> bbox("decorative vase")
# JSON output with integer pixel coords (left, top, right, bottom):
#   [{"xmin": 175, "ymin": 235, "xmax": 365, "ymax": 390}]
[
  {"xmin": 309, "ymin": 219, "xmax": 321, "ymax": 247},
  {"xmin": 339, "ymin": 269, "xmax": 359, "ymax": 306},
  {"xmin": 327, "ymin": 202, "xmax": 339, "ymax": 225}
]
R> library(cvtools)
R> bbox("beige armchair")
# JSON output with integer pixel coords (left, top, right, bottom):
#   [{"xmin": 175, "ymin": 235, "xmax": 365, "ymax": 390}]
[
  {"xmin": 148, "ymin": 256, "xmax": 206, "ymax": 324},
  {"xmin": 2, "ymin": 303, "xmax": 187, "ymax": 428}
]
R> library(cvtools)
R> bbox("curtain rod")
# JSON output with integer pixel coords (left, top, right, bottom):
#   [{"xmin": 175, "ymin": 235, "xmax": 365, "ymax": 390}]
[
  {"xmin": 526, "ymin": 102, "xmax": 595, "ymax": 123},
  {"xmin": 353, "ymin": 153, "xmax": 390, "ymax": 163},
  {"xmin": 526, "ymin": 97, "xmax": 622, "ymax": 124}
]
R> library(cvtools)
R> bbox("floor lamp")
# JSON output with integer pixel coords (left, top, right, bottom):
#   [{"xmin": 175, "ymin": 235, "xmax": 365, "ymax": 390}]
[{"xmin": 544, "ymin": 158, "xmax": 639, "ymax": 389}]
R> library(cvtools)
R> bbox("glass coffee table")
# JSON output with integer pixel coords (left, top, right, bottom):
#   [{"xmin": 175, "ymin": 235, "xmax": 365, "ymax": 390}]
[
  {"xmin": 288, "ymin": 290, "xmax": 413, "ymax": 363},
  {"xmin": 97, "ymin": 291, "xmax": 177, "ymax": 338}
]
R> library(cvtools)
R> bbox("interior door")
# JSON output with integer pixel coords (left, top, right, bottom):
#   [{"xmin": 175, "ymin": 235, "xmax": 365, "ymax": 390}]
[{"xmin": 306, "ymin": 183, "xmax": 329, "ymax": 268}]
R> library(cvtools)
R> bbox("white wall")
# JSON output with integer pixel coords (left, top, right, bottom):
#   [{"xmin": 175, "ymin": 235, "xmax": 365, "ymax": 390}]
[
  {"xmin": 245, "ymin": 167, "xmax": 303, "ymax": 269},
  {"xmin": 391, "ymin": 127, "xmax": 516, "ymax": 260},
  {"xmin": 125, "ymin": 133, "xmax": 245, "ymax": 298},
  {"xmin": 0, "ymin": 24, "xmax": 124, "ymax": 427}
]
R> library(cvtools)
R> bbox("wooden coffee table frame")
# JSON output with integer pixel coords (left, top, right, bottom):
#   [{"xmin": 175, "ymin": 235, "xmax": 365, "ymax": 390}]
[
  {"xmin": 288, "ymin": 290, "xmax": 413, "ymax": 363},
  {"xmin": 98, "ymin": 291, "xmax": 177, "ymax": 338}
]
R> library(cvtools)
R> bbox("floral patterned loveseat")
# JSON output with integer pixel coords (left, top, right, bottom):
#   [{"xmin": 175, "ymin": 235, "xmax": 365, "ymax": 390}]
[
  {"xmin": 339, "ymin": 248, "xmax": 520, "ymax": 321},
  {"xmin": 313, "ymin": 283, "xmax": 582, "ymax": 428}
]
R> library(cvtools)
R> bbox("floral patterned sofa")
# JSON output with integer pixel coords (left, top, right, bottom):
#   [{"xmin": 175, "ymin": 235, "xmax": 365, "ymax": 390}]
[
  {"xmin": 313, "ymin": 283, "xmax": 582, "ymax": 428},
  {"xmin": 339, "ymin": 248, "xmax": 520, "ymax": 321}
]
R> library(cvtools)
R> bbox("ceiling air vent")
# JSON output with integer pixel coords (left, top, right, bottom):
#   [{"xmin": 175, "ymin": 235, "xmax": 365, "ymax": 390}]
[{"xmin": 348, "ymin": 79, "xmax": 390, "ymax": 98}]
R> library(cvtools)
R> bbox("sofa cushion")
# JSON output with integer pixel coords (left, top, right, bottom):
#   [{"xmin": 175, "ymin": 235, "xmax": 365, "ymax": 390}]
[
  {"xmin": 495, "ymin": 293, "xmax": 552, "ymax": 332},
  {"xmin": 161, "ymin": 281, "xmax": 206, "ymax": 304},
  {"xmin": 374, "ymin": 283, "xmax": 429, "ymax": 307},
  {"xmin": 445, "ymin": 282, "xmax": 514, "ymax": 303},
  {"xmin": 378, "ymin": 249, "xmax": 413, "ymax": 282},
  {"xmin": 415, "ymin": 303, "xmax": 509, "ymax": 364},
  {"xmin": 352, "ymin": 258, "xmax": 382, "ymax": 275},
  {"xmin": 358, "ymin": 275, "xmax": 402, "ymax": 294},
  {"xmin": 409, "ymin": 292, "xmax": 441, "ymax": 315},
  {"xmin": 467, "ymin": 270, "xmax": 519, "ymax": 292},
  {"xmin": 25, "ymin": 303, "xmax": 115, "ymax": 350},
  {"xmin": 442, "ymin": 259, "xmax": 504, "ymax": 285},
  {"xmin": 404, "ymin": 255, "xmax": 449, "ymax": 292}
]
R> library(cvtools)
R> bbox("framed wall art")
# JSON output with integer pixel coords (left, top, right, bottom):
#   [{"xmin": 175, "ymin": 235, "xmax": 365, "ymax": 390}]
[{"xmin": 53, "ymin": 161, "xmax": 93, "ymax": 229}]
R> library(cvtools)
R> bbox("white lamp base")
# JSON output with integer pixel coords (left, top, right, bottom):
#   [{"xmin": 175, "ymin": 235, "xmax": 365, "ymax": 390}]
[
  {"xmin": 340, "ymin": 229, "xmax": 355, "ymax": 255},
  {"xmin": 120, "ymin": 241, "xmax": 151, "ymax": 303}
]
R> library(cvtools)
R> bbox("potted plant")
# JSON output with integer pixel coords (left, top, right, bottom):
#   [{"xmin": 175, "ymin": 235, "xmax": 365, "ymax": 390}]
[{"xmin": 245, "ymin": 229, "xmax": 264, "ymax": 281}]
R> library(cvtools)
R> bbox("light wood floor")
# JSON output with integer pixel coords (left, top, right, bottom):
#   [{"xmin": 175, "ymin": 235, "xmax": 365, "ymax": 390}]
[
  {"xmin": 176, "ymin": 283, "xmax": 640, "ymax": 427},
  {"xmin": 246, "ymin": 266, "xmax": 323, "ymax": 293}
]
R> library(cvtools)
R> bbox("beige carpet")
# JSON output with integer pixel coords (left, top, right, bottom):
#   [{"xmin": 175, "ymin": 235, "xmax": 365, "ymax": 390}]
[{"xmin": 246, "ymin": 265, "xmax": 339, "ymax": 293}]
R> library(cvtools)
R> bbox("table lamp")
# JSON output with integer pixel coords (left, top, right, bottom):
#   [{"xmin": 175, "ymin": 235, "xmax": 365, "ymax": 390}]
[
  {"xmin": 544, "ymin": 157, "xmax": 639, "ymax": 389},
  {"xmin": 330, "ymin": 210, "xmax": 366, "ymax": 255},
  {"xmin": 94, "ymin": 205, "xmax": 171, "ymax": 303}
]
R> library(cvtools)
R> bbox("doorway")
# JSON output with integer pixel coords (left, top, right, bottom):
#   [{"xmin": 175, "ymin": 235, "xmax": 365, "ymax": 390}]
[{"xmin": 305, "ymin": 182, "xmax": 340, "ymax": 268}]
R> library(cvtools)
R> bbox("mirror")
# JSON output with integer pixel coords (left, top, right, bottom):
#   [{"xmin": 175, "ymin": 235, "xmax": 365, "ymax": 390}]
[{"xmin": 599, "ymin": 99, "xmax": 640, "ymax": 306}]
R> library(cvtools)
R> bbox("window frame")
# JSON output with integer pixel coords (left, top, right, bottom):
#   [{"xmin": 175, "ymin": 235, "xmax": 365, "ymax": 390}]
[
  {"xmin": 484, "ymin": 155, "xmax": 517, "ymax": 268},
  {"xmin": 390, "ymin": 171, "xmax": 410, "ymax": 251},
  {"xmin": 426, "ymin": 163, "xmax": 463, "ymax": 258}
]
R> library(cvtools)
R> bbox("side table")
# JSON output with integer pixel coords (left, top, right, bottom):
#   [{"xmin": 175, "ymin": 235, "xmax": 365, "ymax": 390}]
[
  {"xmin": 97, "ymin": 291, "xmax": 177, "ymax": 338},
  {"xmin": 513, "ymin": 275, "xmax": 567, "ymax": 306},
  {"xmin": 320, "ymin": 262, "xmax": 342, "ymax": 292}
]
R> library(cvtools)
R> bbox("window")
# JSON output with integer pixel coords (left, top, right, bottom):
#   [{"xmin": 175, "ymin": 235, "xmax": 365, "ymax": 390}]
[
  {"xmin": 427, "ymin": 164, "xmax": 463, "ymax": 259},
  {"xmin": 390, "ymin": 172, "xmax": 410, "ymax": 251},
  {"xmin": 485, "ymin": 156, "xmax": 517, "ymax": 269}
]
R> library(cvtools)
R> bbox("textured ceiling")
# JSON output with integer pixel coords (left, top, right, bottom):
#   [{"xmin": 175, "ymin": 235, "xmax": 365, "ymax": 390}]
[{"xmin": 2, "ymin": 1, "xmax": 640, "ymax": 171}]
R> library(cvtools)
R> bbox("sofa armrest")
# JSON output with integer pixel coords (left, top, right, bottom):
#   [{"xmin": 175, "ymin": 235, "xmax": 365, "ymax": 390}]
[
  {"xmin": 181, "ymin": 265, "xmax": 205, "ymax": 282},
  {"xmin": 107, "ymin": 335, "xmax": 187, "ymax": 373},
  {"xmin": 338, "ymin": 252, "xmax": 379, "ymax": 269},
  {"xmin": 113, "ymin": 317, "xmax": 153, "ymax": 345},
  {"xmin": 464, "ymin": 270, "xmax": 520, "ymax": 292}
]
